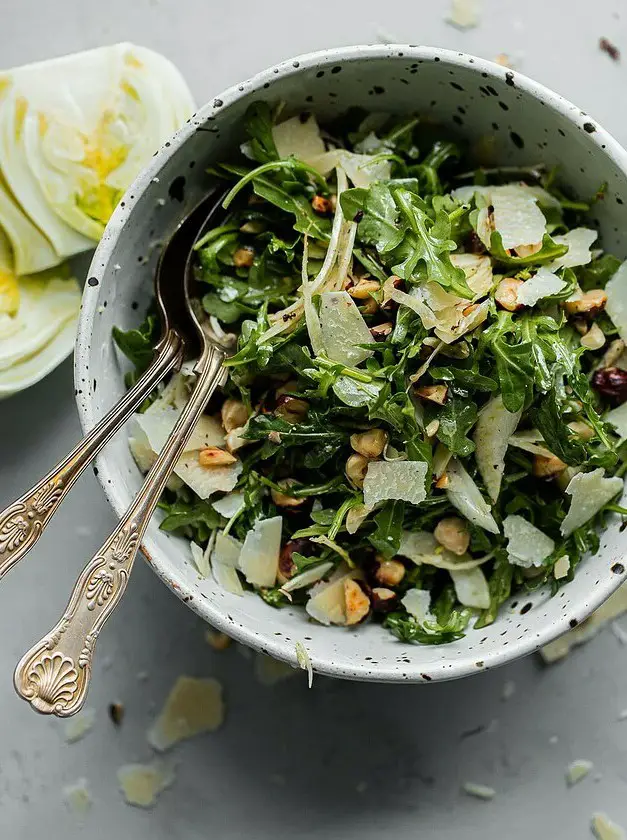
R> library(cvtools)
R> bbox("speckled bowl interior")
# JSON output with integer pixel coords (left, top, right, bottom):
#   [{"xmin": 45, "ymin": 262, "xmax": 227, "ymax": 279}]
[{"xmin": 76, "ymin": 45, "xmax": 627, "ymax": 682}]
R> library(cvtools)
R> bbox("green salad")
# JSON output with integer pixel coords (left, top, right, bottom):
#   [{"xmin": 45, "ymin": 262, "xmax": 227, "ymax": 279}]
[{"xmin": 114, "ymin": 103, "xmax": 627, "ymax": 644}]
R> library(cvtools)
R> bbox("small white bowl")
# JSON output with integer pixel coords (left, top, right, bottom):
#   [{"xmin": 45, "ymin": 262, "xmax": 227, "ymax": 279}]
[{"xmin": 75, "ymin": 45, "xmax": 627, "ymax": 683}]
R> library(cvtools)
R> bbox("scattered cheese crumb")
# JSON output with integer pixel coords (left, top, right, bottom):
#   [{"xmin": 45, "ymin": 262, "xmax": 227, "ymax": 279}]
[
  {"xmin": 117, "ymin": 760, "xmax": 175, "ymax": 809},
  {"xmin": 501, "ymin": 680, "xmax": 516, "ymax": 701},
  {"xmin": 295, "ymin": 641, "xmax": 313, "ymax": 688},
  {"xmin": 147, "ymin": 676, "xmax": 224, "ymax": 751},
  {"xmin": 204, "ymin": 629, "xmax": 232, "ymax": 651},
  {"xmin": 64, "ymin": 708, "xmax": 96, "ymax": 743},
  {"xmin": 591, "ymin": 812, "xmax": 626, "ymax": 840},
  {"xmin": 540, "ymin": 583, "xmax": 627, "ymax": 663},
  {"xmin": 447, "ymin": 0, "xmax": 480, "ymax": 29},
  {"xmin": 462, "ymin": 782, "xmax": 495, "ymax": 800},
  {"xmin": 566, "ymin": 759, "xmax": 594, "ymax": 786},
  {"xmin": 63, "ymin": 778, "xmax": 92, "ymax": 816},
  {"xmin": 254, "ymin": 653, "xmax": 296, "ymax": 686}
]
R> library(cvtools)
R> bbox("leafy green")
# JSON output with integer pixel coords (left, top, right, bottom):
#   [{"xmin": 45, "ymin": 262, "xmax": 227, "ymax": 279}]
[
  {"xmin": 243, "ymin": 102, "xmax": 279, "ymax": 163},
  {"xmin": 368, "ymin": 500, "xmax": 405, "ymax": 559},
  {"xmin": 112, "ymin": 313, "xmax": 159, "ymax": 375},
  {"xmin": 433, "ymin": 393, "xmax": 478, "ymax": 457}
]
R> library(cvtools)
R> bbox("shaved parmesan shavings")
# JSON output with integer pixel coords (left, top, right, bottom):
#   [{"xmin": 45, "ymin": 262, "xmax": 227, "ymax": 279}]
[
  {"xmin": 447, "ymin": 0, "xmax": 480, "ymax": 29},
  {"xmin": 318, "ymin": 291, "xmax": 374, "ymax": 366},
  {"xmin": 591, "ymin": 813, "xmax": 626, "ymax": 840},
  {"xmin": 63, "ymin": 778, "xmax": 92, "ymax": 816},
  {"xmin": 211, "ymin": 491, "xmax": 244, "ymax": 519},
  {"xmin": 133, "ymin": 405, "xmax": 241, "ymax": 499},
  {"xmin": 117, "ymin": 760, "xmax": 175, "ymax": 809},
  {"xmin": 332, "ymin": 375, "xmax": 381, "ymax": 407},
  {"xmin": 398, "ymin": 530, "xmax": 489, "ymax": 570},
  {"xmin": 147, "ymin": 676, "xmax": 224, "ymax": 751},
  {"xmin": 566, "ymin": 759, "xmax": 593, "ymax": 786},
  {"xmin": 450, "ymin": 253, "xmax": 494, "ymax": 299},
  {"xmin": 129, "ymin": 426, "xmax": 157, "ymax": 474},
  {"xmin": 474, "ymin": 396, "xmax": 521, "ymax": 501},
  {"xmin": 461, "ymin": 782, "xmax": 496, "ymax": 801},
  {"xmin": 450, "ymin": 566, "xmax": 490, "ymax": 609},
  {"xmin": 491, "ymin": 185, "xmax": 547, "ymax": 250},
  {"xmin": 238, "ymin": 516, "xmax": 282, "ymax": 587},
  {"xmin": 64, "ymin": 708, "xmax": 96, "ymax": 743},
  {"xmin": 606, "ymin": 402, "xmax": 627, "ymax": 442},
  {"xmin": 295, "ymin": 641, "xmax": 313, "ymax": 688},
  {"xmin": 560, "ymin": 468, "xmax": 623, "ymax": 536},
  {"xmin": 363, "ymin": 460, "xmax": 428, "ymax": 509},
  {"xmin": 517, "ymin": 267, "xmax": 566, "ymax": 307},
  {"xmin": 445, "ymin": 458, "xmax": 499, "ymax": 534},
  {"xmin": 211, "ymin": 561, "xmax": 243, "ymax": 595},
  {"xmin": 272, "ymin": 114, "xmax": 325, "ymax": 166},
  {"xmin": 554, "ymin": 555, "xmax": 570, "ymax": 579},
  {"xmin": 503, "ymin": 514, "xmax": 555, "ymax": 568},
  {"xmin": 401, "ymin": 588, "xmax": 434, "ymax": 622},
  {"xmin": 552, "ymin": 228, "xmax": 597, "ymax": 268},
  {"xmin": 606, "ymin": 260, "xmax": 627, "ymax": 343},
  {"xmin": 189, "ymin": 541, "xmax": 210, "ymax": 578},
  {"xmin": 212, "ymin": 531, "xmax": 242, "ymax": 565},
  {"xmin": 305, "ymin": 571, "xmax": 358, "ymax": 625},
  {"xmin": 280, "ymin": 562, "xmax": 334, "ymax": 593},
  {"xmin": 540, "ymin": 583, "xmax": 627, "ymax": 663},
  {"xmin": 314, "ymin": 149, "xmax": 391, "ymax": 187}
]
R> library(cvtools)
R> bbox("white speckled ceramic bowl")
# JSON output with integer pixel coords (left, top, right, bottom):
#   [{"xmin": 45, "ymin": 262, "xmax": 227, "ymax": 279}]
[{"xmin": 75, "ymin": 45, "xmax": 627, "ymax": 682}]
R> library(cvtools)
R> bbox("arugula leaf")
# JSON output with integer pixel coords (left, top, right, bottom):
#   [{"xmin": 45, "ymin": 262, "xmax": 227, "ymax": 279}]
[
  {"xmin": 159, "ymin": 497, "xmax": 223, "ymax": 544},
  {"xmin": 434, "ymin": 393, "xmax": 477, "ymax": 457},
  {"xmin": 244, "ymin": 102, "xmax": 279, "ymax": 163},
  {"xmin": 488, "ymin": 231, "xmax": 569, "ymax": 266},
  {"xmin": 368, "ymin": 500, "xmax": 405, "ymax": 559},
  {"xmin": 343, "ymin": 183, "xmax": 404, "ymax": 252},
  {"xmin": 430, "ymin": 365, "xmax": 498, "ymax": 392},
  {"xmin": 112, "ymin": 313, "xmax": 159, "ymax": 375},
  {"xmin": 384, "ymin": 605, "xmax": 471, "ymax": 644},
  {"xmin": 475, "ymin": 553, "xmax": 514, "ymax": 628},
  {"xmin": 491, "ymin": 337, "xmax": 535, "ymax": 413},
  {"xmin": 533, "ymin": 390, "xmax": 587, "ymax": 466}
]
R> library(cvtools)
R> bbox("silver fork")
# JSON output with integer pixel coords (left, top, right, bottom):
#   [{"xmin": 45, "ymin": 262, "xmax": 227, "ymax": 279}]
[{"xmin": 13, "ymin": 197, "xmax": 234, "ymax": 717}]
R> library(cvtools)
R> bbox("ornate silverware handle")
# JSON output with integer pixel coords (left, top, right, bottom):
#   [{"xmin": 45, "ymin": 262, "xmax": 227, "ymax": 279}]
[
  {"xmin": 0, "ymin": 332, "xmax": 184, "ymax": 580},
  {"xmin": 14, "ymin": 346, "xmax": 226, "ymax": 716}
]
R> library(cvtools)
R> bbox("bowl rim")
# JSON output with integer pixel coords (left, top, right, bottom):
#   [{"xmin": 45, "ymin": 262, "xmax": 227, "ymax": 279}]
[{"xmin": 75, "ymin": 43, "xmax": 627, "ymax": 682}]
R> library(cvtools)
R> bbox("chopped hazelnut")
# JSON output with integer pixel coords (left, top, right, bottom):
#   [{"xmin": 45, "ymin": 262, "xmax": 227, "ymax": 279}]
[
  {"xmin": 271, "ymin": 479, "xmax": 305, "ymax": 508},
  {"xmin": 563, "ymin": 289, "xmax": 607, "ymax": 318},
  {"xmin": 344, "ymin": 579, "xmax": 370, "ymax": 625},
  {"xmin": 415, "ymin": 384, "xmax": 448, "ymax": 405},
  {"xmin": 532, "ymin": 453, "xmax": 567, "ymax": 478},
  {"xmin": 275, "ymin": 395, "xmax": 309, "ymax": 423},
  {"xmin": 370, "ymin": 322, "xmax": 393, "ymax": 341},
  {"xmin": 220, "ymin": 399, "xmax": 248, "ymax": 433},
  {"xmin": 233, "ymin": 247, "xmax": 255, "ymax": 268},
  {"xmin": 350, "ymin": 429, "xmax": 388, "ymax": 459},
  {"xmin": 375, "ymin": 558, "xmax": 406, "ymax": 587},
  {"xmin": 345, "ymin": 453, "xmax": 370, "ymax": 488},
  {"xmin": 348, "ymin": 278, "xmax": 381, "ymax": 299},
  {"xmin": 434, "ymin": 517, "xmax": 470, "ymax": 556},
  {"xmin": 371, "ymin": 587, "xmax": 397, "ymax": 612},
  {"xmin": 312, "ymin": 194, "xmax": 332, "ymax": 214},
  {"xmin": 495, "ymin": 277, "xmax": 524, "ymax": 311},
  {"xmin": 198, "ymin": 447, "xmax": 237, "ymax": 467},
  {"xmin": 580, "ymin": 323, "xmax": 606, "ymax": 350}
]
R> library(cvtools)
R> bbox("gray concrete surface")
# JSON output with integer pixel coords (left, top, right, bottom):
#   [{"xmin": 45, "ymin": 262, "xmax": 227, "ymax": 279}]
[{"xmin": 2, "ymin": 1, "xmax": 627, "ymax": 836}]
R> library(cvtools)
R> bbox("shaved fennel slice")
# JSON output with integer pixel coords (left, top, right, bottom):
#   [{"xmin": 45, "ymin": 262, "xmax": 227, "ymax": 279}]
[
  {"xmin": 560, "ymin": 469, "xmax": 623, "ymax": 536},
  {"xmin": 508, "ymin": 429, "xmax": 554, "ymax": 458},
  {"xmin": 450, "ymin": 253, "xmax": 493, "ymax": 299},
  {"xmin": 398, "ymin": 530, "xmax": 489, "ymax": 570},
  {"xmin": 474, "ymin": 396, "xmax": 521, "ymax": 501},
  {"xmin": 450, "ymin": 566, "xmax": 490, "ymax": 609},
  {"xmin": 605, "ymin": 260, "xmax": 627, "ymax": 343},
  {"xmin": 280, "ymin": 562, "xmax": 334, "ymax": 593},
  {"xmin": 302, "ymin": 239, "xmax": 324, "ymax": 357},
  {"xmin": 401, "ymin": 589, "xmax": 434, "ymax": 623},
  {"xmin": 517, "ymin": 267, "xmax": 566, "ymax": 307},
  {"xmin": 363, "ymin": 460, "xmax": 428, "ymax": 508},
  {"xmin": 190, "ymin": 542, "xmax": 210, "ymax": 578},
  {"xmin": 305, "ymin": 571, "xmax": 358, "ymax": 625},
  {"xmin": 239, "ymin": 516, "xmax": 282, "ymax": 587},
  {"xmin": 386, "ymin": 284, "xmax": 438, "ymax": 329},
  {"xmin": 607, "ymin": 402, "xmax": 627, "ymax": 442},
  {"xmin": 552, "ymin": 227, "xmax": 597, "ymax": 268},
  {"xmin": 491, "ymin": 185, "xmax": 547, "ymax": 250},
  {"xmin": 271, "ymin": 114, "xmax": 325, "ymax": 166},
  {"xmin": 503, "ymin": 514, "xmax": 555, "ymax": 568},
  {"xmin": 318, "ymin": 291, "xmax": 374, "ymax": 365},
  {"xmin": 434, "ymin": 298, "xmax": 490, "ymax": 344},
  {"xmin": 445, "ymin": 458, "xmax": 499, "ymax": 534}
]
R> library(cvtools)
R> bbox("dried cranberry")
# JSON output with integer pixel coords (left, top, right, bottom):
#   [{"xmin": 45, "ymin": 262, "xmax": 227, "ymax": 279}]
[
  {"xmin": 278, "ymin": 538, "xmax": 311, "ymax": 580},
  {"xmin": 467, "ymin": 231, "xmax": 486, "ymax": 254},
  {"xmin": 592, "ymin": 366, "xmax": 627, "ymax": 404}
]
